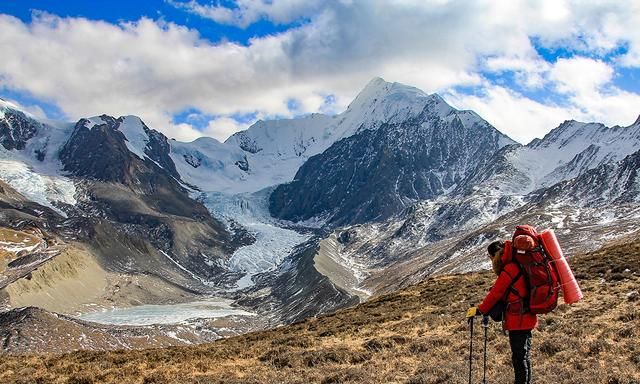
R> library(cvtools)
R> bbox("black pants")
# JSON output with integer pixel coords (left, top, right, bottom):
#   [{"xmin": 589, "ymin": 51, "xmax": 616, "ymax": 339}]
[{"xmin": 508, "ymin": 330, "xmax": 532, "ymax": 384}]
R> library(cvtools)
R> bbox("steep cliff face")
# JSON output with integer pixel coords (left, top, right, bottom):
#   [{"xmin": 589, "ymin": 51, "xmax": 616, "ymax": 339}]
[
  {"xmin": 60, "ymin": 115, "xmax": 180, "ymax": 189},
  {"xmin": 58, "ymin": 115, "xmax": 221, "ymax": 219},
  {"xmin": 60, "ymin": 116, "xmax": 136, "ymax": 184},
  {"xmin": 0, "ymin": 106, "xmax": 40, "ymax": 151},
  {"xmin": 56, "ymin": 114, "xmax": 247, "ymax": 290}
]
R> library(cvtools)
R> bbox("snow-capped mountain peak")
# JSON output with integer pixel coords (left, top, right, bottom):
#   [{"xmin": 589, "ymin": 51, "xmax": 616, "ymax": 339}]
[
  {"xmin": 0, "ymin": 98, "xmax": 23, "ymax": 113},
  {"xmin": 169, "ymin": 135, "xmax": 251, "ymax": 192},
  {"xmin": 345, "ymin": 77, "xmax": 429, "ymax": 112},
  {"xmin": 0, "ymin": 101, "xmax": 77, "ymax": 214},
  {"xmin": 220, "ymin": 78, "xmax": 509, "ymax": 194},
  {"xmin": 79, "ymin": 114, "xmax": 151, "ymax": 161},
  {"xmin": 0, "ymin": 99, "xmax": 45, "ymax": 124},
  {"xmin": 470, "ymin": 116, "xmax": 640, "ymax": 198},
  {"xmin": 340, "ymin": 77, "xmax": 451, "ymax": 133},
  {"xmin": 82, "ymin": 115, "xmax": 118, "ymax": 130}
]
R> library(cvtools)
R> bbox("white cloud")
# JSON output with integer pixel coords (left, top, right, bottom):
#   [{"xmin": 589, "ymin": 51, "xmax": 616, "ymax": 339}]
[
  {"xmin": 446, "ymin": 57, "xmax": 640, "ymax": 144},
  {"xmin": 168, "ymin": 1, "xmax": 237, "ymax": 26},
  {"xmin": 485, "ymin": 55, "xmax": 551, "ymax": 89},
  {"xmin": 540, "ymin": 0, "xmax": 570, "ymax": 23},
  {"xmin": 548, "ymin": 57, "xmax": 640, "ymax": 127},
  {"xmin": 167, "ymin": 122, "xmax": 204, "ymax": 142},
  {"xmin": 167, "ymin": 0, "xmax": 324, "ymax": 28},
  {"xmin": 0, "ymin": 1, "xmax": 639, "ymax": 143},
  {"xmin": 567, "ymin": 1, "xmax": 640, "ymax": 67},
  {"xmin": 549, "ymin": 57, "xmax": 613, "ymax": 95},
  {"xmin": 445, "ymin": 85, "xmax": 581, "ymax": 144},
  {"xmin": 1, "ymin": 98, "xmax": 48, "ymax": 120},
  {"xmin": 202, "ymin": 116, "xmax": 258, "ymax": 140}
]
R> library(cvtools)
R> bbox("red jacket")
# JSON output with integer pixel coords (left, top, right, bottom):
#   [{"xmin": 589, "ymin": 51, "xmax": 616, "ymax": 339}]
[{"xmin": 478, "ymin": 243, "xmax": 538, "ymax": 331}]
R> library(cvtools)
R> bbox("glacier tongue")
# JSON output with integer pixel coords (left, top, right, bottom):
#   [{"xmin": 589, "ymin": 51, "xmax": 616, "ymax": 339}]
[
  {"xmin": 0, "ymin": 160, "xmax": 76, "ymax": 216},
  {"xmin": 0, "ymin": 110, "xmax": 77, "ymax": 216},
  {"xmin": 200, "ymin": 189, "xmax": 311, "ymax": 289}
]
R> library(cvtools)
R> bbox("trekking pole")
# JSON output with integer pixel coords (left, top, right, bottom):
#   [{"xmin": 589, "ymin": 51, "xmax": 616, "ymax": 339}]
[
  {"xmin": 468, "ymin": 314, "xmax": 474, "ymax": 384},
  {"xmin": 482, "ymin": 315, "xmax": 489, "ymax": 384}
]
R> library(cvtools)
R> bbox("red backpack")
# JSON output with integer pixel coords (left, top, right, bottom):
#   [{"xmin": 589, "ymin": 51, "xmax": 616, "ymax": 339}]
[{"xmin": 510, "ymin": 225, "xmax": 560, "ymax": 314}]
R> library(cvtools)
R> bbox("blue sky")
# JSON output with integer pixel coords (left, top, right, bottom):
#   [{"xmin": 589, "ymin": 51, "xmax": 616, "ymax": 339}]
[
  {"xmin": 1, "ymin": 1, "xmax": 639, "ymax": 143},
  {"xmin": 0, "ymin": 0, "xmax": 293, "ymax": 45}
]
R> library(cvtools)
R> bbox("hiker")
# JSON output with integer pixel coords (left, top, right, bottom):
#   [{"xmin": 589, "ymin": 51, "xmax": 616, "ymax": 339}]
[{"xmin": 467, "ymin": 240, "xmax": 537, "ymax": 384}]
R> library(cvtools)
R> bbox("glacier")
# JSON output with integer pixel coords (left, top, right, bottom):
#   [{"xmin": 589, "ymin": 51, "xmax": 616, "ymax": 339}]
[{"xmin": 200, "ymin": 189, "xmax": 311, "ymax": 289}]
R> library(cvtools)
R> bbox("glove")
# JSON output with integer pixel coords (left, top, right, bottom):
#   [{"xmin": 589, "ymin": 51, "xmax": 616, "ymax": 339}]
[{"xmin": 466, "ymin": 306, "xmax": 481, "ymax": 318}]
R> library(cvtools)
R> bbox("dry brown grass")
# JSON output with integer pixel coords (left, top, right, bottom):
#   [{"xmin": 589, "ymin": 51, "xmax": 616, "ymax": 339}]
[
  {"xmin": 0, "ymin": 228, "xmax": 42, "ymax": 263},
  {"xmin": 0, "ymin": 227, "xmax": 45, "ymax": 282},
  {"xmin": 0, "ymin": 228, "xmax": 40, "ymax": 244},
  {"xmin": 1, "ymin": 238, "xmax": 639, "ymax": 384}
]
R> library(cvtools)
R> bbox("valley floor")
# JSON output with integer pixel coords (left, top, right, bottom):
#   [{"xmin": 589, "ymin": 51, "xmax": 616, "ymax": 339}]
[{"xmin": 0, "ymin": 236, "xmax": 638, "ymax": 384}]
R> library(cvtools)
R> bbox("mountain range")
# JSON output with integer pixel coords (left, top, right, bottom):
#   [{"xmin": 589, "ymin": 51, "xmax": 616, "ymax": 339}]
[{"xmin": 0, "ymin": 77, "xmax": 639, "ymax": 352}]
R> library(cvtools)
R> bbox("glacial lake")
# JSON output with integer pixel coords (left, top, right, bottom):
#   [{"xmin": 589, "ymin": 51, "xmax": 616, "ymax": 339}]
[{"xmin": 77, "ymin": 298, "xmax": 256, "ymax": 326}]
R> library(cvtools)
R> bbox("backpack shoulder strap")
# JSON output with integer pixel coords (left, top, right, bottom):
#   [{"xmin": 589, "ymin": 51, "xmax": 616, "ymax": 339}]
[
  {"xmin": 508, "ymin": 260, "xmax": 531, "ymax": 312},
  {"xmin": 502, "ymin": 262, "xmax": 524, "ymax": 299},
  {"xmin": 503, "ymin": 262, "xmax": 522, "ymax": 281}
]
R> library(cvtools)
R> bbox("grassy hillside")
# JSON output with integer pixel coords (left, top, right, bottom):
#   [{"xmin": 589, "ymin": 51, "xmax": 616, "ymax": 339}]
[{"xmin": 0, "ymin": 236, "xmax": 638, "ymax": 384}]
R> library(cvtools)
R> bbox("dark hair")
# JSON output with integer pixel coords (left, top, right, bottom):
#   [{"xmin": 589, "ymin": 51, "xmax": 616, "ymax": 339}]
[{"xmin": 487, "ymin": 240, "xmax": 504, "ymax": 256}]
